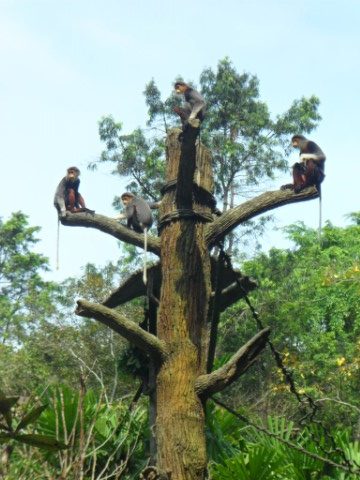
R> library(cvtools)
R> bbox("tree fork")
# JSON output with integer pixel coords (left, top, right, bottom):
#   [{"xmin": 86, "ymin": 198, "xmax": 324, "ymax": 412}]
[{"xmin": 71, "ymin": 127, "xmax": 318, "ymax": 480}]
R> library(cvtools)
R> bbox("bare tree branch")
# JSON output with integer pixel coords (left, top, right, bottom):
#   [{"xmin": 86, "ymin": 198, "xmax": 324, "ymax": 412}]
[
  {"xmin": 103, "ymin": 264, "xmax": 161, "ymax": 308},
  {"xmin": 76, "ymin": 300, "xmax": 167, "ymax": 363},
  {"xmin": 195, "ymin": 328, "xmax": 270, "ymax": 399},
  {"xmin": 205, "ymin": 187, "xmax": 319, "ymax": 246},
  {"xmin": 103, "ymin": 257, "xmax": 254, "ymax": 309},
  {"xmin": 61, "ymin": 212, "xmax": 160, "ymax": 255}
]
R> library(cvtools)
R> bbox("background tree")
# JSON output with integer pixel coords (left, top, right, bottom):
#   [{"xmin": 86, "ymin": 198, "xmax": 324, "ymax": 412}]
[
  {"xmin": 217, "ymin": 216, "xmax": 360, "ymax": 430},
  {"xmin": 94, "ymin": 57, "xmax": 320, "ymax": 211},
  {"xmin": 94, "ymin": 58, "xmax": 320, "ymax": 256},
  {"xmin": 0, "ymin": 212, "xmax": 60, "ymax": 347},
  {"xmin": 0, "ymin": 216, "xmax": 140, "ymax": 396}
]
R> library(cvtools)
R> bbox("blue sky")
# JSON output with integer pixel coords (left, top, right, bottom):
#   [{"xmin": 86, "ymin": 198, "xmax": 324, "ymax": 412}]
[{"xmin": 1, "ymin": 0, "xmax": 359, "ymax": 281}]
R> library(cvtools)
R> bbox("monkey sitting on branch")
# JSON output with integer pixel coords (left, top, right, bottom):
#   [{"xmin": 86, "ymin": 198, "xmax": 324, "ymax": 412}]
[
  {"xmin": 115, "ymin": 192, "xmax": 154, "ymax": 284},
  {"xmin": 173, "ymin": 81, "xmax": 206, "ymax": 132},
  {"xmin": 54, "ymin": 166, "xmax": 94, "ymax": 218},
  {"xmin": 281, "ymin": 135, "xmax": 326, "ymax": 194}
]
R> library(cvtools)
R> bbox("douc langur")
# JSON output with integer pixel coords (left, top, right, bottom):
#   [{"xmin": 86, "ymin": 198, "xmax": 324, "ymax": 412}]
[
  {"xmin": 116, "ymin": 193, "xmax": 154, "ymax": 284},
  {"xmin": 173, "ymin": 81, "xmax": 206, "ymax": 131},
  {"xmin": 281, "ymin": 135, "xmax": 326, "ymax": 194},
  {"xmin": 281, "ymin": 135, "xmax": 326, "ymax": 242},
  {"xmin": 54, "ymin": 167, "xmax": 94, "ymax": 269},
  {"xmin": 54, "ymin": 166, "xmax": 93, "ymax": 217}
]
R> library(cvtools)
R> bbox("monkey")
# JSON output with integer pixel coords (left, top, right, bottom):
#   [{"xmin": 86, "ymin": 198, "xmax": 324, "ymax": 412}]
[
  {"xmin": 115, "ymin": 192, "xmax": 153, "ymax": 283},
  {"xmin": 54, "ymin": 166, "xmax": 93, "ymax": 217},
  {"xmin": 281, "ymin": 135, "xmax": 326, "ymax": 243},
  {"xmin": 53, "ymin": 167, "xmax": 94, "ymax": 269},
  {"xmin": 281, "ymin": 135, "xmax": 326, "ymax": 194},
  {"xmin": 173, "ymin": 81, "xmax": 206, "ymax": 130}
]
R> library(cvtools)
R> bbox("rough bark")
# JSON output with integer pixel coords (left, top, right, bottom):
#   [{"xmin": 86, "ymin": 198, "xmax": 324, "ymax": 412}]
[
  {"xmin": 196, "ymin": 328, "xmax": 270, "ymax": 399},
  {"xmin": 155, "ymin": 127, "xmax": 211, "ymax": 480},
  {"xmin": 103, "ymin": 265, "xmax": 160, "ymax": 307},
  {"xmin": 61, "ymin": 213, "xmax": 161, "ymax": 255},
  {"xmin": 217, "ymin": 278, "xmax": 257, "ymax": 312},
  {"xmin": 205, "ymin": 187, "xmax": 319, "ymax": 246},
  {"xmin": 76, "ymin": 300, "xmax": 167, "ymax": 363}
]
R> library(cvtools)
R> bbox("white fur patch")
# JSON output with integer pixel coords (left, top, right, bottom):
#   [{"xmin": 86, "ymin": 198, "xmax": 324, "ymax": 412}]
[{"xmin": 300, "ymin": 153, "xmax": 318, "ymax": 161}]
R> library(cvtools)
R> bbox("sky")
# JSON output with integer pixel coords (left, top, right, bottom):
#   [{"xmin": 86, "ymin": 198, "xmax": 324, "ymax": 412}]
[{"xmin": 1, "ymin": 0, "xmax": 359, "ymax": 282}]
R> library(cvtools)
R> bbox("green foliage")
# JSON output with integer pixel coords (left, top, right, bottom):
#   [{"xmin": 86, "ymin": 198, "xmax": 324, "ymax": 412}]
[
  {"xmin": 209, "ymin": 411, "xmax": 360, "ymax": 480},
  {"xmin": 0, "ymin": 249, "xmax": 141, "ymax": 395},
  {"xmin": 199, "ymin": 57, "xmax": 320, "ymax": 199},
  {"xmin": 94, "ymin": 57, "xmax": 321, "ymax": 213},
  {"xmin": 0, "ymin": 388, "xmax": 66, "ymax": 452},
  {"xmin": 6, "ymin": 385, "xmax": 148, "ymax": 479},
  {"xmin": 94, "ymin": 116, "xmax": 165, "ymax": 201},
  {"xmin": 217, "ymin": 216, "xmax": 360, "ymax": 429},
  {"xmin": 0, "ymin": 212, "xmax": 60, "ymax": 345}
]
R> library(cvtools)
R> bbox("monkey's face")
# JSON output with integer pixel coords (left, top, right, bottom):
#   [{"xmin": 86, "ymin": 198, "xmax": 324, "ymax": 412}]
[
  {"xmin": 175, "ymin": 84, "xmax": 187, "ymax": 94},
  {"xmin": 292, "ymin": 140, "xmax": 299, "ymax": 149},
  {"xmin": 67, "ymin": 169, "xmax": 79, "ymax": 181},
  {"xmin": 121, "ymin": 196, "xmax": 131, "ymax": 206}
]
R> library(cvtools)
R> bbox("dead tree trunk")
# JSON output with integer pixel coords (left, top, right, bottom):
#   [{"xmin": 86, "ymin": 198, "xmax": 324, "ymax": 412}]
[
  {"xmin": 73, "ymin": 126, "xmax": 318, "ymax": 480},
  {"xmin": 155, "ymin": 129, "xmax": 212, "ymax": 479}
]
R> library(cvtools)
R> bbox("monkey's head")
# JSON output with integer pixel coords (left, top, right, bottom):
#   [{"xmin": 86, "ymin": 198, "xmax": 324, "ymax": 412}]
[
  {"xmin": 174, "ymin": 82, "xmax": 189, "ymax": 94},
  {"xmin": 67, "ymin": 166, "xmax": 80, "ymax": 180},
  {"xmin": 291, "ymin": 135, "xmax": 307, "ymax": 149},
  {"xmin": 121, "ymin": 192, "xmax": 134, "ymax": 206}
]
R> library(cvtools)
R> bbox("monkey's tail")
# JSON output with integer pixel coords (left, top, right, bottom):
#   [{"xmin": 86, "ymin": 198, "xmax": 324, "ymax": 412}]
[
  {"xmin": 318, "ymin": 186, "xmax": 322, "ymax": 245},
  {"xmin": 56, "ymin": 218, "xmax": 60, "ymax": 270},
  {"xmin": 143, "ymin": 228, "xmax": 148, "ymax": 284}
]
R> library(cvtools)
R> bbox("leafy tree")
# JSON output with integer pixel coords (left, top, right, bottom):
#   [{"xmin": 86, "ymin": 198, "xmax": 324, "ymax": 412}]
[
  {"xmin": 1, "ymin": 260, "xmax": 143, "ymax": 397},
  {"xmin": 0, "ymin": 212, "xmax": 60, "ymax": 346},
  {"xmin": 217, "ymin": 217, "xmax": 360, "ymax": 433},
  {"xmin": 94, "ymin": 58, "xmax": 321, "ymax": 213},
  {"xmin": 209, "ymin": 414, "xmax": 360, "ymax": 480}
]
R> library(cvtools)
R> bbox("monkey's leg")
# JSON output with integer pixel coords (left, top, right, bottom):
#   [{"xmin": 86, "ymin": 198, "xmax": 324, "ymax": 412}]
[
  {"xmin": 177, "ymin": 104, "xmax": 192, "ymax": 140},
  {"xmin": 72, "ymin": 194, "xmax": 92, "ymax": 213},
  {"xmin": 293, "ymin": 163, "xmax": 307, "ymax": 193},
  {"xmin": 78, "ymin": 194, "xmax": 86, "ymax": 208},
  {"xmin": 66, "ymin": 189, "xmax": 77, "ymax": 211},
  {"xmin": 173, "ymin": 106, "xmax": 188, "ymax": 125}
]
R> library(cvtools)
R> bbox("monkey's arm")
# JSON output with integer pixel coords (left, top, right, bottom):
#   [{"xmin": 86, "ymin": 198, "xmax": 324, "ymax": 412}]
[
  {"xmin": 53, "ymin": 177, "xmax": 67, "ymax": 217},
  {"xmin": 115, "ymin": 213, "xmax": 127, "ymax": 220},
  {"xmin": 188, "ymin": 90, "xmax": 206, "ymax": 120},
  {"xmin": 148, "ymin": 201, "xmax": 161, "ymax": 209}
]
